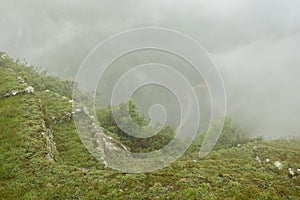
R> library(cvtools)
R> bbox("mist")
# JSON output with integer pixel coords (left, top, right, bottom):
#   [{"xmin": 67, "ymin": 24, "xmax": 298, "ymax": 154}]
[{"xmin": 1, "ymin": 0, "xmax": 300, "ymax": 138}]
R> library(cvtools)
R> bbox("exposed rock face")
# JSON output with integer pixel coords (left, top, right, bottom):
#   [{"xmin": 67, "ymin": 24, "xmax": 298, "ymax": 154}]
[
  {"xmin": 37, "ymin": 106, "xmax": 58, "ymax": 162},
  {"xmin": 73, "ymin": 103, "xmax": 128, "ymax": 167},
  {"xmin": 42, "ymin": 127, "xmax": 58, "ymax": 162}
]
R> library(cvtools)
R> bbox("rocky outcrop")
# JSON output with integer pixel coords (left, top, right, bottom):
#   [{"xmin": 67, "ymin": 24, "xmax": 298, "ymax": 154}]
[
  {"xmin": 42, "ymin": 127, "xmax": 58, "ymax": 162},
  {"xmin": 1, "ymin": 69, "xmax": 58, "ymax": 162},
  {"xmin": 73, "ymin": 104, "xmax": 128, "ymax": 167}
]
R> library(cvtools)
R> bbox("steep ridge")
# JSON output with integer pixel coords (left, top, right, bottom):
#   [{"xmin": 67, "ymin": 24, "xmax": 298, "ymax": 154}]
[
  {"xmin": 0, "ymin": 67, "xmax": 57, "ymax": 162},
  {"xmin": 37, "ymin": 89, "xmax": 128, "ymax": 168},
  {"xmin": 0, "ymin": 55, "xmax": 127, "ymax": 168}
]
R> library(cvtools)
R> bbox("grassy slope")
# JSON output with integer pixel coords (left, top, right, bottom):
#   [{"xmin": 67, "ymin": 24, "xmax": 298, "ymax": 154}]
[{"xmin": 0, "ymin": 67, "xmax": 300, "ymax": 199}]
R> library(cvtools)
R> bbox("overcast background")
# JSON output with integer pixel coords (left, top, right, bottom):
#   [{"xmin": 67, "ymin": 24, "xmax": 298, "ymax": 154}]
[{"xmin": 1, "ymin": 0, "xmax": 300, "ymax": 138}]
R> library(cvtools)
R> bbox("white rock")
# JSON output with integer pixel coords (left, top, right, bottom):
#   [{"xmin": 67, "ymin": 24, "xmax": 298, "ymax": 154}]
[
  {"xmin": 44, "ymin": 90, "xmax": 50, "ymax": 92},
  {"xmin": 107, "ymin": 136, "xmax": 113, "ymax": 140},
  {"xmin": 80, "ymin": 168, "xmax": 89, "ymax": 173},
  {"xmin": 11, "ymin": 89, "xmax": 19, "ymax": 96},
  {"xmin": 62, "ymin": 96, "xmax": 67, "ymax": 99},
  {"xmin": 265, "ymin": 158, "xmax": 270, "ymax": 163},
  {"xmin": 255, "ymin": 156, "xmax": 261, "ymax": 163},
  {"xmin": 17, "ymin": 76, "xmax": 25, "ymax": 84},
  {"xmin": 24, "ymin": 86, "xmax": 34, "ymax": 94},
  {"xmin": 237, "ymin": 144, "xmax": 242, "ymax": 147},
  {"xmin": 192, "ymin": 160, "xmax": 197, "ymax": 163},
  {"xmin": 74, "ymin": 108, "xmax": 81, "ymax": 113},
  {"xmin": 46, "ymin": 153, "xmax": 53, "ymax": 161},
  {"xmin": 100, "ymin": 157, "xmax": 107, "ymax": 167},
  {"xmin": 105, "ymin": 141, "xmax": 116, "ymax": 151},
  {"xmin": 274, "ymin": 161, "xmax": 283, "ymax": 170},
  {"xmin": 69, "ymin": 99, "xmax": 74, "ymax": 103},
  {"xmin": 253, "ymin": 146, "xmax": 257, "ymax": 151},
  {"xmin": 288, "ymin": 168, "xmax": 295, "ymax": 176}
]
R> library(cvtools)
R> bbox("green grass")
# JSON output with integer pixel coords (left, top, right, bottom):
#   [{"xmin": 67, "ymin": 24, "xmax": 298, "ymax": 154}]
[
  {"xmin": 0, "ymin": 61, "xmax": 300, "ymax": 199},
  {"xmin": 0, "ymin": 68, "xmax": 28, "ymax": 96}
]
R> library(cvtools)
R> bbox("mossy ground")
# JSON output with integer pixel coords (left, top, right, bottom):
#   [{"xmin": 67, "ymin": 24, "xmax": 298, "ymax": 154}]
[{"xmin": 0, "ymin": 64, "xmax": 299, "ymax": 199}]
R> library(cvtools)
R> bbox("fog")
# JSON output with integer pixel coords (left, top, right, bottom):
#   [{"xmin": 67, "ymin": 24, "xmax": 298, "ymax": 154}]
[{"xmin": 1, "ymin": 0, "xmax": 300, "ymax": 138}]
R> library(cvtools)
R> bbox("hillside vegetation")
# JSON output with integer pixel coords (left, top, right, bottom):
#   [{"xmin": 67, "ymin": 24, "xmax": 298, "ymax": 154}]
[{"xmin": 0, "ymin": 52, "xmax": 299, "ymax": 199}]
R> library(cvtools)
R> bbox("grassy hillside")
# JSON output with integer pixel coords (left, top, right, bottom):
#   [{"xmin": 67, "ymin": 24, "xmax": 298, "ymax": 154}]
[{"xmin": 0, "ymin": 53, "xmax": 299, "ymax": 199}]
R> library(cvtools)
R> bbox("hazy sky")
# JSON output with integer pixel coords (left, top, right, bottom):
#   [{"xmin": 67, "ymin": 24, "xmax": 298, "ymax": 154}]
[{"xmin": 1, "ymin": 0, "xmax": 300, "ymax": 138}]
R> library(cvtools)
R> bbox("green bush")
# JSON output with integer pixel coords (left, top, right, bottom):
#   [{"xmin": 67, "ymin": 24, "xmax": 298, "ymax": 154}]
[
  {"xmin": 96, "ymin": 100, "xmax": 176, "ymax": 153},
  {"xmin": 188, "ymin": 117, "xmax": 263, "ymax": 154}
]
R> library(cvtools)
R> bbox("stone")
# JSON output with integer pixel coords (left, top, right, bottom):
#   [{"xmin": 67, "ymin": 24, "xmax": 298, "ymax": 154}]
[
  {"xmin": 273, "ymin": 161, "xmax": 283, "ymax": 170},
  {"xmin": 288, "ymin": 168, "xmax": 295, "ymax": 177},
  {"xmin": 17, "ymin": 76, "xmax": 25, "ymax": 84},
  {"xmin": 74, "ymin": 108, "xmax": 81, "ymax": 113},
  {"xmin": 46, "ymin": 153, "xmax": 53, "ymax": 161},
  {"xmin": 100, "ymin": 156, "xmax": 107, "ymax": 167},
  {"xmin": 255, "ymin": 156, "xmax": 261, "ymax": 163},
  {"xmin": 11, "ymin": 89, "xmax": 19, "ymax": 96},
  {"xmin": 80, "ymin": 168, "xmax": 89, "ymax": 173},
  {"xmin": 24, "ymin": 86, "xmax": 34, "ymax": 94}
]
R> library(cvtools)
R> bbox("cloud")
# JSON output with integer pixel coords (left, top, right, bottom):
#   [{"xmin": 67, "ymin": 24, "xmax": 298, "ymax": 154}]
[
  {"xmin": 0, "ymin": 0, "xmax": 299, "ymax": 138},
  {"xmin": 214, "ymin": 33, "xmax": 300, "ymax": 137}
]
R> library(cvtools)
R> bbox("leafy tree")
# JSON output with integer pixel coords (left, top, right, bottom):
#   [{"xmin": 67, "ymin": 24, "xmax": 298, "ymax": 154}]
[{"xmin": 96, "ymin": 100, "xmax": 176, "ymax": 153}]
